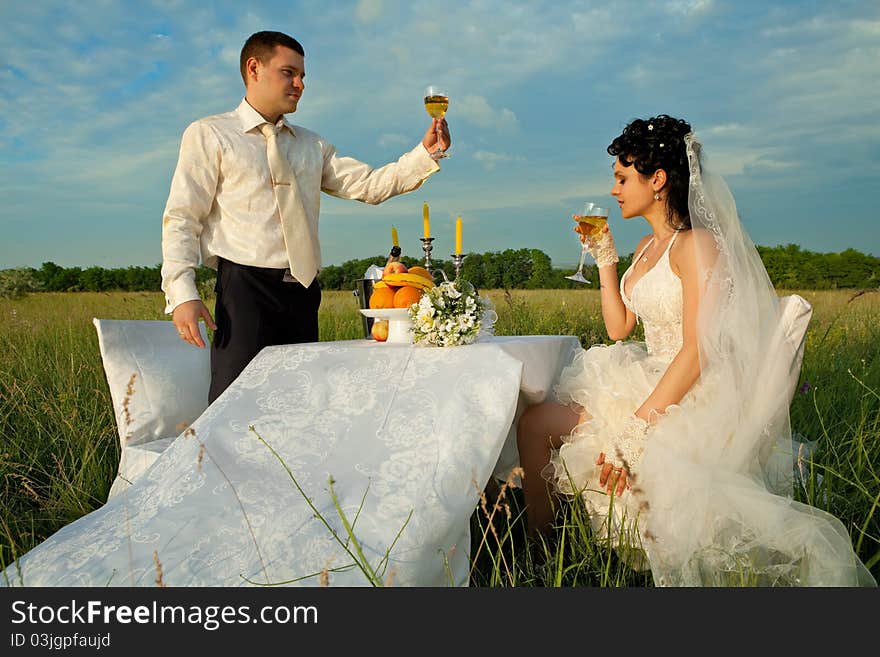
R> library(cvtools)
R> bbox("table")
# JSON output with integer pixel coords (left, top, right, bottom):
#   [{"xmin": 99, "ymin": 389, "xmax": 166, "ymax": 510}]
[{"xmin": 4, "ymin": 336, "xmax": 580, "ymax": 587}]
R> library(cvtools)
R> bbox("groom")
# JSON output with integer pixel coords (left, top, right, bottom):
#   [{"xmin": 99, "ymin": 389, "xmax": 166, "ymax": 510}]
[{"xmin": 161, "ymin": 31, "xmax": 450, "ymax": 403}]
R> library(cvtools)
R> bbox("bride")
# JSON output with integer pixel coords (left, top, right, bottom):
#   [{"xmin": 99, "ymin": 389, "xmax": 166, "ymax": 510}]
[{"xmin": 516, "ymin": 115, "xmax": 875, "ymax": 586}]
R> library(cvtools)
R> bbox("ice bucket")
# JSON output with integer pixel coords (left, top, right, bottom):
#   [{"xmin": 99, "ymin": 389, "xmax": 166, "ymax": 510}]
[{"xmin": 352, "ymin": 279, "xmax": 375, "ymax": 338}]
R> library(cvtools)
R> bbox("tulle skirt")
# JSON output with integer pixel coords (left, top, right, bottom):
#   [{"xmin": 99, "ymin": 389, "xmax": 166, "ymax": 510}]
[
  {"xmin": 544, "ymin": 340, "xmax": 693, "ymax": 568},
  {"xmin": 543, "ymin": 341, "xmax": 874, "ymax": 586}
]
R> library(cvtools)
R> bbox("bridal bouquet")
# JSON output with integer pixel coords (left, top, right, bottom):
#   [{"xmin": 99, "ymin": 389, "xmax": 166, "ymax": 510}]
[{"xmin": 408, "ymin": 279, "xmax": 493, "ymax": 347}]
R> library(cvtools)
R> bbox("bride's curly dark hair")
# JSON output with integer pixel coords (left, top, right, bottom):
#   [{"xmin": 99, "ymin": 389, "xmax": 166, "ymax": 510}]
[{"xmin": 607, "ymin": 115, "xmax": 692, "ymax": 229}]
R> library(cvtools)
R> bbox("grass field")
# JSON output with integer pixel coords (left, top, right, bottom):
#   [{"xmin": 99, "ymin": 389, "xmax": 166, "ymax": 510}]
[{"xmin": 1, "ymin": 288, "xmax": 878, "ymax": 585}]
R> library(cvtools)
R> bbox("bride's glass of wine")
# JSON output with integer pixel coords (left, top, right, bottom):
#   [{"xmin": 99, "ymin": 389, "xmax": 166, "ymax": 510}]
[
  {"xmin": 424, "ymin": 85, "xmax": 449, "ymax": 160},
  {"xmin": 565, "ymin": 202, "xmax": 610, "ymax": 284}
]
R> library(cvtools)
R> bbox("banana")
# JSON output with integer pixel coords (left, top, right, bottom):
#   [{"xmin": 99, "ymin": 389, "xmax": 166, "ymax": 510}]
[
  {"xmin": 377, "ymin": 273, "xmax": 435, "ymax": 290},
  {"xmin": 374, "ymin": 279, "xmax": 432, "ymax": 292}
]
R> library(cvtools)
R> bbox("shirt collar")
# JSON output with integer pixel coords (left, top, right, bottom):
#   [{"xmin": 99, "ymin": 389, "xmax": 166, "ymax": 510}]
[{"xmin": 236, "ymin": 98, "xmax": 296, "ymax": 136}]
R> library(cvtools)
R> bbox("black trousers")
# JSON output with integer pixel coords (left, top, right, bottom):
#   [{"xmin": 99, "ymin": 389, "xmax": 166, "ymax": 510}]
[{"xmin": 209, "ymin": 257, "xmax": 322, "ymax": 403}]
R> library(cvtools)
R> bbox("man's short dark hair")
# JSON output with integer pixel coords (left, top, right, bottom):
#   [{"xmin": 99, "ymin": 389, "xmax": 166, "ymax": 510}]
[{"xmin": 240, "ymin": 31, "xmax": 305, "ymax": 84}]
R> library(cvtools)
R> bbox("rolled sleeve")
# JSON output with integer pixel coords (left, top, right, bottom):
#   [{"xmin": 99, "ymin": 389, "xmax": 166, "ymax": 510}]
[
  {"xmin": 161, "ymin": 121, "xmax": 220, "ymax": 313},
  {"xmin": 320, "ymin": 142, "xmax": 440, "ymax": 204}
]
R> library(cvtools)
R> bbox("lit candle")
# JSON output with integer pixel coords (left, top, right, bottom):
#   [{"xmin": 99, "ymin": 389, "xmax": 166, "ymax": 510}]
[
  {"xmin": 455, "ymin": 216, "xmax": 462, "ymax": 255},
  {"xmin": 391, "ymin": 225, "xmax": 399, "ymax": 247},
  {"xmin": 423, "ymin": 202, "xmax": 430, "ymax": 238}
]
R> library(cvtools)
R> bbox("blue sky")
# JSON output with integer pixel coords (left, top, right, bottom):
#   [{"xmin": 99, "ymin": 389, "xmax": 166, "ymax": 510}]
[{"xmin": 1, "ymin": 0, "xmax": 878, "ymax": 271}]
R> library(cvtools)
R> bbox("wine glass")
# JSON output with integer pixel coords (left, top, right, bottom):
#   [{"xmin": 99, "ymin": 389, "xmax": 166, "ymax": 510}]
[
  {"xmin": 424, "ymin": 85, "xmax": 449, "ymax": 160},
  {"xmin": 565, "ymin": 202, "xmax": 610, "ymax": 284}
]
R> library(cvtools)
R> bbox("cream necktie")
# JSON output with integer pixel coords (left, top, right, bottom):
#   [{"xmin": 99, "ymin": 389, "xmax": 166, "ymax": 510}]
[{"xmin": 260, "ymin": 122, "xmax": 318, "ymax": 288}]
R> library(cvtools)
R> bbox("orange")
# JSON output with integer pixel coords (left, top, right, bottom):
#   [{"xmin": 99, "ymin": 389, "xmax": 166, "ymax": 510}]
[
  {"xmin": 407, "ymin": 266, "xmax": 432, "ymax": 281},
  {"xmin": 393, "ymin": 285, "xmax": 423, "ymax": 308},
  {"xmin": 369, "ymin": 287, "xmax": 396, "ymax": 309}
]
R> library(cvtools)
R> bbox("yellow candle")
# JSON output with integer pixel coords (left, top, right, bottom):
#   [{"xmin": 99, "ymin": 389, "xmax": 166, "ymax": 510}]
[
  {"xmin": 423, "ymin": 202, "xmax": 430, "ymax": 238},
  {"xmin": 455, "ymin": 216, "xmax": 462, "ymax": 255},
  {"xmin": 391, "ymin": 225, "xmax": 399, "ymax": 247}
]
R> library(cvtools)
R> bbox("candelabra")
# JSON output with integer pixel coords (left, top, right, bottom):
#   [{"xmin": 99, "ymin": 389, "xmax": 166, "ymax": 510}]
[
  {"xmin": 420, "ymin": 237, "xmax": 435, "ymax": 275},
  {"xmin": 451, "ymin": 254, "xmax": 465, "ymax": 279}
]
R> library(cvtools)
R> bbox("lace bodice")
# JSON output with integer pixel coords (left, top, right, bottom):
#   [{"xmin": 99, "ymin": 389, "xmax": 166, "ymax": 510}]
[{"xmin": 620, "ymin": 232, "xmax": 683, "ymax": 361}]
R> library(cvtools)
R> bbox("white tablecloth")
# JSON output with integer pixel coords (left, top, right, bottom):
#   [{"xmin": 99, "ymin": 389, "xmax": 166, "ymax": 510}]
[{"xmin": 4, "ymin": 336, "xmax": 580, "ymax": 587}]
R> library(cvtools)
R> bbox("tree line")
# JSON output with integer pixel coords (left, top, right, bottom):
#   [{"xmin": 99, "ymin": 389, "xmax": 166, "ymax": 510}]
[{"xmin": 0, "ymin": 244, "xmax": 877, "ymax": 299}]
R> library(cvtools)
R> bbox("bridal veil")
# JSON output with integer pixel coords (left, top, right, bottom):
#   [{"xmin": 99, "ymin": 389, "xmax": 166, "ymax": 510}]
[{"xmin": 635, "ymin": 134, "xmax": 875, "ymax": 586}]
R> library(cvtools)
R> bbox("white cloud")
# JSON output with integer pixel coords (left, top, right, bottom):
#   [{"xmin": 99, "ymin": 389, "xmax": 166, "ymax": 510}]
[
  {"xmin": 379, "ymin": 132, "xmax": 408, "ymax": 148},
  {"xmin": 624, "ymin": 64, "xmax": 649, "ymax": 85},
  {"xmin": 355, "ymin": 0, "xmax": 383, "ymax": 23},
  {"xmin": 747, "ymin": 15, "xmax": 880, "ymax": 151},
  {"xmin": 761, "ymin": 15, "xmax": 880, "ymax": 39},
  {"xmin": 2, "ymin": 0, "xmax": 879, "ymax": 266},
  {"xmin": 665, "ymin": 0, "xmax": 715, "ymax": 17},
  {"xmin": 472, "ymin": 149, "xmax": 525, "ymax": 171},
  {"xmin": 705, "ymin": 123, "xmax": 750, "ymax": 137},
  {"xmin": 706, "ymin": 148, "xmax": 797, "ymax": 178},
  {"xmin": 455, "ymin": 95, "xmax": 519, "ymax": 133}
]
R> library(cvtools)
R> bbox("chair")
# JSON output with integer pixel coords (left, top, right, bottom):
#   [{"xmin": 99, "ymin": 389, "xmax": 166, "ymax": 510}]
[
  {"xmin": 753, "ymin": 294, "xmax": 813, "ymax": 494},
  {"xmin": 93, "ymin": 319, "xmax": 211, "ymax": 498}
]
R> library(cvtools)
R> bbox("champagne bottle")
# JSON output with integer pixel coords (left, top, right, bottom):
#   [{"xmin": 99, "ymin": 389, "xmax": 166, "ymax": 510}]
[{"xmin": 386, "ymin": 226, "xmax": 402, "ymax": 265}]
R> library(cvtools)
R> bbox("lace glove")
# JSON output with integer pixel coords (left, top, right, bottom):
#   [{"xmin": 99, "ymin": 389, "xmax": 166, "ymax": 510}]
[
  {"xmin": 607, "ymin": 415, "xmax": 650, "ymax": 474},
  {"xmin": 585, "ymin": 226, "xmax": 619, "ymax": 268}
]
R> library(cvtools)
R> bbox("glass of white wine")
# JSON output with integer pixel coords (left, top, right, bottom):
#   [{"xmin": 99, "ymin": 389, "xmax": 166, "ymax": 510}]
[
  {"xmin": 565, "ymin": 202, "xmax": 610, "ymax": 284},
  {"xmin": 424, "ymin": 84, "xmax": 449, "ymax": 160}
]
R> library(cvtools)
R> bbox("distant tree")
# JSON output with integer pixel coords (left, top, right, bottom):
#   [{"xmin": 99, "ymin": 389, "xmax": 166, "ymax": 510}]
[
  {"xmin": 36, "ymin": 261, "xmax": 82, "ymax": 291},
  {"xmin": 318, "ymin": 256, "xmax": 386, "ymax": 291},
  {"xmin": 12, "ymin": 245, "xmax": 880, "ymax": 293},
  {"xmin": 460, "ymin": 252, "xmax": 485, "ymax": 289},
  {"xmin": 756, "ymin": 244, "xmax": 878, "ymax": 289},
  {"xmin": 318, "ymin": 265, "xmax": 345, "ymax": 290},
  {"xmin": 526, "ymin": 249, "xmax": 553, "ymax": 289},
  {"xmin": 36, "ymin": 261, "xmax": 64, "ymax": 290},
  {"xmin": 0, "ymin": 268, "xmax": 42, "ymax": 299},
  {"xmin": 79, "ymin": 266, "xmax": 110, "ymax": 292}
]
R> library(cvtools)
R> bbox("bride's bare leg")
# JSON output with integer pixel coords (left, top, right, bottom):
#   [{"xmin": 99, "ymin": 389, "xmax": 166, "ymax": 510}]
[{"xmin": 516, "ymin": 402, "xmax": 583, "ymax": 538}]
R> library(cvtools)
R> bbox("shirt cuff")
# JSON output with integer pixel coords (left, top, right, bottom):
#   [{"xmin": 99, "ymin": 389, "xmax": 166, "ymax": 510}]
[
  {"xmin": 409, "ymin": 142, "xmax": 442, "ymax": 175},
  {"xmin": 163, "ymin": 277, "xmax": 202, "ymax": 314}
]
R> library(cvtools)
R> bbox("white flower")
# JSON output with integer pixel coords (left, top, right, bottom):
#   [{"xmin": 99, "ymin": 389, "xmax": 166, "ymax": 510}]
[{"xmin": 407, "ymin": 279, "xmax": 488, "ymax": 347}]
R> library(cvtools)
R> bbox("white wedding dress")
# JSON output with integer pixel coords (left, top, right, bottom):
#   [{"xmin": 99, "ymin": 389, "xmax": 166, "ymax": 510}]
[
  {"xmin": 547, "ymin": 231, "xmax": 691, "ymax": 564},
  {"xmin": 543, "ymin": 132, "xmax": 874, "ymax": 586},
  {"xmin": 547, "ymin": 232, "xmax": 873, "ymax": 585}
]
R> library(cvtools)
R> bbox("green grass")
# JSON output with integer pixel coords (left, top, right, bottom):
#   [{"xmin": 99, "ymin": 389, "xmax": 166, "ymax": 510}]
[{"xmin": 1, "ymin": 288, "xmax": 878, "ymax": 584}]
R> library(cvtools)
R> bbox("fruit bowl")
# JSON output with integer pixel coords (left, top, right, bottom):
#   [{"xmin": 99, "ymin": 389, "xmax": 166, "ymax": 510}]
[{"xmin": 359, "ymin": 308, "xmax": 414, "ymax": 344}]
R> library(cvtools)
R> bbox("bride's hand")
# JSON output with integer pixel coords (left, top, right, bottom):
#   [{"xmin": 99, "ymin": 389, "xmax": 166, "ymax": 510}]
[
  {"xmin": 596, "ymin": 452, "xmax": 629, "ymax": 495},
  {"xmin": 573, "ymin": 217, "xmax": 608, "ymax": 245},
  {"xmin": 573, "ymin": 217, "xmax": 619, "ymax": 268},
  {"xmin": 577, "ymin": 406, "xmax": 590, "ymax": 425}
]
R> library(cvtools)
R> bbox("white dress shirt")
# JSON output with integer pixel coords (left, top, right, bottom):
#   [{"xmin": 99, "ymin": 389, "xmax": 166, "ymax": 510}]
[{"xmin": 161, "ymin": 98, "xmax": 440, "ymax": 313}]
